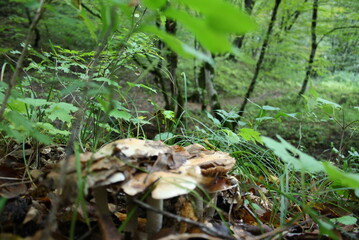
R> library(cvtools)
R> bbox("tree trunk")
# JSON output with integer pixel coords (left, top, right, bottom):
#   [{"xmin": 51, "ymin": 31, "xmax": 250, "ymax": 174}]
[
  {"xmin": 229, "ymin": 0, "xmax": 256, "ymax": 60},
  {"xmin": 236, "ymin": 0, "xmax": 282, "ymax": 121},
  {"xmin": 298, "ymin": 0, "xmax": 319, "ymax": 96},
  {"xmin": 165, "ymin": 19, "xmax": 184, "ymax": 117}
]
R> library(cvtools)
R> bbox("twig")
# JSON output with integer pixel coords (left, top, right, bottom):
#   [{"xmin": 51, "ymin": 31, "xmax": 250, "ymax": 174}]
[{"xmin": 133, "ymin": 198, "xmax": 237, "ymax": 240}]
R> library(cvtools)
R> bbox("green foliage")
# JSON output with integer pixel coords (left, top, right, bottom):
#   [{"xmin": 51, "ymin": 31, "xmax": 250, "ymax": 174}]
[
  {"xmin": 142, "ymin": 0, "xmax": 256, "ymax": 60},
  {"xmin": 262, "ymin": 135, "xmax": 324, "ymax": 173}
]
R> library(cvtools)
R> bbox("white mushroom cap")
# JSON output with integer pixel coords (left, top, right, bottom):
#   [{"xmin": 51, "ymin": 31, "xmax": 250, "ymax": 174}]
[{"xmin": 122, "ymin": 166, "xmax": 202, "ymax": 199}]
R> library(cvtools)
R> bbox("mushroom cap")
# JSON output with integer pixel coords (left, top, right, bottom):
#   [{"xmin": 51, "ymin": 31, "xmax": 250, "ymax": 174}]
[
  {"xmin": 122, "ymin": 166, "xmax": 202, "ymax": 199},
  {"xmin": 184, "ymin": 145, "xmax": 236, "ymax": 176}
]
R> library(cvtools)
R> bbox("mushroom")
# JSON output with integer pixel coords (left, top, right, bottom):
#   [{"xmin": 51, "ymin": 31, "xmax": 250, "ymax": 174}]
[
  {"xmin": 90, "ymin": 138, "xmax": 173, "ymax": 238},
  {"xmin": 121, "ymin": 166, "xmax": 203, "ymax": 237},
  {"xmin": 49, "ymin": 139, "xmax": 235, "ymax": 238},
  {"xmin": 182, "ymin": 143, "xmax": 236, "ymax": 219}
]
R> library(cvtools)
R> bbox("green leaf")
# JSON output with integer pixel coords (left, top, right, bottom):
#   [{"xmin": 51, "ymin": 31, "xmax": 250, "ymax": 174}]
[
  {"xmin": 93, "ymin": 77, "xmax": 120, "ymax": 88},
  {"xmin": 322, "ymin": 162, "xmax": 359, "ymax": 189},
  {"xmin": 18, "ymin": 98, "xmax": 49, "ymax": 107},
  {"xmin": 206, "ymin": 111, "xmax": 221, "ymax": 126},
  {"xmin": 316, "ymin": 219, "xmax": 337, "ymax": 240},
  {"xmin": 262, "ymin": 135, "xmax": 324, "ymax": 173},
  {"xmin": 143, "ymin": 0, "xmax": 167, "ymax": 9},
  {"xmin": 142, "ymin": 26, "xmax": 214, "ymax": 63},
  {"xmin": 178, "ymin": 0, "xmax": 256, "ymax": 34},
  {"xmin": 262, "ymin": 105, "xmax": 280, "ymax": 111},
  {"xmin": 154, "ymin": 132, "xmax": 174, "ymax": 141},
  {"xmin": 162, "ymin": 110, "xmax": 175, "ymax": 121},
  {"xmin": 143, "ymin": 25, "xmax": 192, "ymax": 57},
  {"xmin": 330, "ymin": 215, "xmax": 357, "ymax": 225},
  {"xmin": 127, "ymin": 82, "xmax": 157, "ymax": 93},
  {"xmin": 109, "ymin": 109, "xmax": 132, "ymax": 121},
  {"xmin": 222, "ymin": 129, "xmax": 240, "ymax": 144},
  {"xmin": 239, "ymin": 128, "xmax": 263, "ymax": 144},
  {"xmin": 46, "ymin": 102, "xmax": 78, "ymax": 123},
  {"xmin": 36, "ymin": 122, "xmax": 71, "ymax": 136},
  {"xmin": 255, "ymin": 116, "xmax": 275, "ymax": 121},
  {"xmin": 164, "ymin": 8, "xmax": 231, "ymax": 53}
]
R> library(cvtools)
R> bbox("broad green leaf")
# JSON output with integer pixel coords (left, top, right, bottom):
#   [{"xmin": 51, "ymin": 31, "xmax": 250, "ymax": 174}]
[
  {"xmin": 46, "ymin": 102, "xmax": 78, "ymax": 123},
  {"xmin": 206, "ymin": 111, "xmax": 221, "ymax": 126},
  {"xmin": 18, "ymin": 98, "xmax": 49, "ymax": 107},
  {"xmin": 93, "ymin": 77, "xmax": 120, "ymax": 87},
  {"xmin": 142, "ymin": 25, "xmax": 192, "ymax": 57},
  {"xmin": 317, "ymin": 98, "xmax": 341, "ymax": 109},
  {"xmin": 215, "ymin": 109, "xmax": 240, "ymax": 119},
  {"xmin": 154, "ymin": 132, "xmax": 174, "ymax": 141},
  {"xmin": 262, "ymin": 105, "xmax": 280, "ymax": 111},
  {"xmin": 142, "ymin": 26, "xmax": 214, "ymax": 63},
  {"xmin": 36, "ymin": 122, "xmax": 71, "ymax": 136},
  {"xmin": 322, "ymin": 162, "xmax": 359, "ymax": 189},
  {"xmin": 222, "ymin": 129, "xmax": 240, "ymax": 144},
  {"xmin": 239, "ymin": 128, "xmax": 263, "ymax": 144},
  {"xmin": 165, "ymin": 8, "xmax": 231, "ymax": 53},
  {"xmin": 162, "ymin": 110, "xmax": 175, "ymax": 121},
  {"xmin": 330, "ymin": 215, "xmax": 357, "ymax": 225},
  {"xmin": 262, "ymin": 136, "xmax": 324, "ymax": 173},
  {"xmin": 143, "ymin": 0, "xmax": 166, "ymax": 9},
  {"xmin": 109, "ymin": 109, "xmax": 132, "ymax": 121},
  {"xmin": 178, "ymin": 0, "xmax": 256, "ymax": 34}
]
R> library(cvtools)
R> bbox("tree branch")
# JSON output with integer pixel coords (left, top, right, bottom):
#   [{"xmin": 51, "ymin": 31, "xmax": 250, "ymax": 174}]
[
  {"xmin": 81, "ymin": 3, "xmax": 101, "ymax": 19},
  {"xmin": 317, "ymin": 26, "xmax": 359, "ymax": 45}
]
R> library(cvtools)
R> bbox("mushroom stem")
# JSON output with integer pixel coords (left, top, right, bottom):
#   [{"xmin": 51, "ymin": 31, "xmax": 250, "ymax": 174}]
[
  {"xmin": 124, "ymin": 195, "xmax": 138, "ymax": 238},
  {"xmin": 146, "ymin": 195, "xmax": 163, "ymax": 237},
  {"xmin": 93, "ymin": 187, "xmax": 121, "ymax": 239},
  {"xmin": 192, "ymin": 190, "xmax": 204, "ymax": 219},
  {"xmin": 204, "ymin": 192, "xmax": 218, "ymax": 219}
]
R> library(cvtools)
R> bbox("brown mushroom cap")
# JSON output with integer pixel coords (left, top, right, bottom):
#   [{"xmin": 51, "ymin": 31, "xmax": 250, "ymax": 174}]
[{"xmin": 184, "ymin": 145, "xmax": 235, "ymax": 176}]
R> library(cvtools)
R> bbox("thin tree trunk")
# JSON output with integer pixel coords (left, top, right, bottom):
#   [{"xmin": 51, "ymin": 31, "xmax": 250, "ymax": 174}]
[
  {"xmin": 203, "ymin": 53, "xmax": 221, "ymax": 115},
  {"xmin": 237, "ymin": 0, "xmax": 282, "ymax": 121},
  {"xmin": 165, "ymin": 19, "xmax": 184, "ymax": 117},
  {"xmin": 0, "ymin": 0, "xmax": 46, "ymax": 121},
  {"xmin": 229, "ymin": 0, "xmax": 256, "ymax": 61},
  {"xmin": 298, "ymin": 0, "xmax": 318, "ymax": 96}
]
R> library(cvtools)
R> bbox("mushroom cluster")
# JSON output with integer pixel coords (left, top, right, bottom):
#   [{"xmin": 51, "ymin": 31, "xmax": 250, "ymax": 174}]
[{"xmin": 53, "ymin": 138, "xmax": 236, "ymax": 239}]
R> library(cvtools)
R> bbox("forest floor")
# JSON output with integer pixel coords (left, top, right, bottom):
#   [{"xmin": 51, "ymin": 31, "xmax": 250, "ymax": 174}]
[{"xmin": 0, "ymin": 135, "xmax": 358, "ymax": 240}]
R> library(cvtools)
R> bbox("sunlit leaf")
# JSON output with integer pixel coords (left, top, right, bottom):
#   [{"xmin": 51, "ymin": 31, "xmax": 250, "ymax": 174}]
[
  {"xmin": 239, "ymin": 128, "xmax": 263, "ymax": 144},
  {"xmin": 322, "ymin": 162, "xmax": 359, "ymax": 189},
  {"xmin": 143, "ymin": 0, "xmax": 166, "ymax": 9},
  {"xmin": 262, "ymin": 135, "xmax": 324, "ymax": 172},
  {"xmin": 154, "ymin": 132, "xmax": 174, "ymax": 141},
  {"xmin": 178, "ymin": 0, "xmax": 256, "ymax": 33},
  {"xmin": 18, "ymin": 98, "xmax": 49, "ymax": 107},
  {"xmin": 109, "ymin": 109, "xmax": 132, "ymax": 121},
  {"xmin": 330, "ymin": 215, "xmax": 357, "ymax": 225},
  {"xmin": 165, "ymin": 8, "xmax": 231, "ymax": 53},
  {"xmin": 46, "ymin": 102, "xmax": 78, "ymax": 123},
  {"xmin": 262, "ymin": 105, "xmax": 280, "ymax": 111},
  {"xmin": 222, "ymin": 129, "xmax": 240, "ymax": 144}
]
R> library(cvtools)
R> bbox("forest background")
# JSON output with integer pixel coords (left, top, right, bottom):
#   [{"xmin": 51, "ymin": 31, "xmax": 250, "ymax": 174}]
[{"xmin": 0, "ymin": 0, "xmax": 358, "ymax": 239}]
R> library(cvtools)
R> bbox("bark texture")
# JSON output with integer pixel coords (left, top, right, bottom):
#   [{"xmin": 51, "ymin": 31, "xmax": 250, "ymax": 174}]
[
  {"xmin": 237, "ymin": 0, "xmax": 282, "ymax": 121},
  {"xmin": 298, "ymin": 0, "xmax": 319, "ymax": 96}
]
